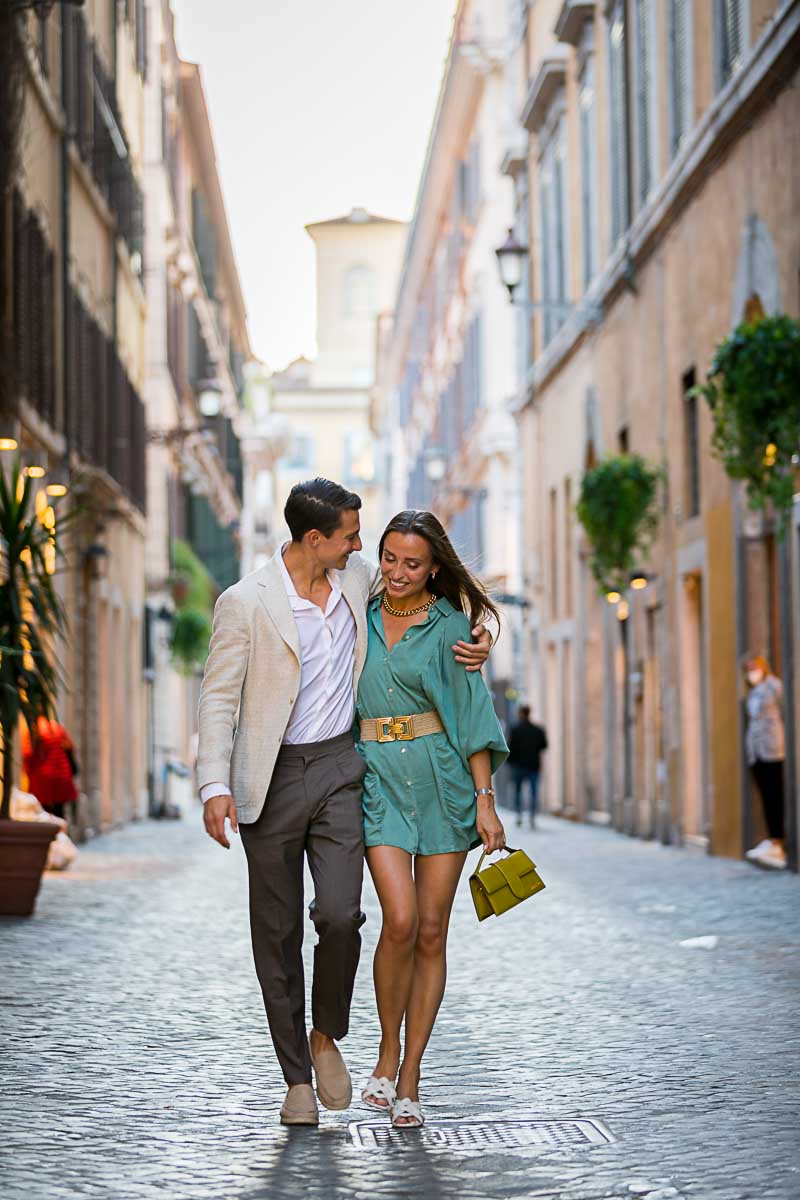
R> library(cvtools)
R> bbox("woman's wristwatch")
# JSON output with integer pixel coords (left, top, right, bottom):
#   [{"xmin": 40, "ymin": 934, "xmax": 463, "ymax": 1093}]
[{"xmin": 475, "ymin": 787, "xmax": 495, "ymax": 801}]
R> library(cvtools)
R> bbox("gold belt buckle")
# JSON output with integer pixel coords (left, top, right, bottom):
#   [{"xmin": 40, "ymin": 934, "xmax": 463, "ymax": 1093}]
[{"xmin": 377, "ymin": 716, "xmax": 415, "ymax": 742}]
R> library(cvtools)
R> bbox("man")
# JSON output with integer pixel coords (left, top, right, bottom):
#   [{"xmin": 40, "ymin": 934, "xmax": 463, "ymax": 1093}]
[
  {"xmin": 506, "ymin": 705, "xmax": 548, "ymax": 829},
  {"xmin": 198, "ymin": 479, "xmax": 490, "ymax": 1126}
]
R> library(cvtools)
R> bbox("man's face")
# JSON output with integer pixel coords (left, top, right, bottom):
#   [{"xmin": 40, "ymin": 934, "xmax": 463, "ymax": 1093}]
[{"xmin": 312, "ymin": 508, "xmax": 362, "ymax": 571}]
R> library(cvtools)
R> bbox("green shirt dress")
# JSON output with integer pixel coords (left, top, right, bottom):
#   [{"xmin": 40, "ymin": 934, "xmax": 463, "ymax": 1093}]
[{"xmin": 356, "ymin": 595, "xmax": 508, "ymax": 855}]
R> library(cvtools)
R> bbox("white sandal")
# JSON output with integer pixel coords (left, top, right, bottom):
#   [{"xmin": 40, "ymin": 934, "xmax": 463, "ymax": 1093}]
[
  {"xmin": 390, "ymin": 1097, "xmax": 425, "ymax": 1128},
  {"xmin": 361, "ymin": 1075, "xmax": 397, "ymax": 1112}
]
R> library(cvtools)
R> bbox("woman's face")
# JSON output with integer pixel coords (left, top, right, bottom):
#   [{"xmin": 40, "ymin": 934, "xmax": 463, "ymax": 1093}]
[
  {"xmin": 380, "ymin": 531, "xmax": 436, "ymax": 602},
  {"xmin": 745, "ymin": 660, "xmax": 765, "ymax": 686}
]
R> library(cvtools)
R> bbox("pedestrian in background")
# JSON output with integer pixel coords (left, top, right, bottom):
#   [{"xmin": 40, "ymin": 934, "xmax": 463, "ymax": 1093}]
[
  {"xmin": 21, "ymin": 715, "xmax": 79, "ymax": 823},
  {"xmin": 506, "ymin": 705, "xmax": 547, "ymax": 829},
  {"xmin": 743, "ymin": 655, "xmax": 786, "ymax": 870}
]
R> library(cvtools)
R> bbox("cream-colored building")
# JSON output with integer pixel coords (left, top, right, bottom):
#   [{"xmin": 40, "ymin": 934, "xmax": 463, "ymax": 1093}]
[
  {"xmin": 269, "ymin": 208, "xmax": 407, "ymax": 558},
  {"xmin": 142, "ymin": 3, "xmax": 251, "ymax": 812},
  {"xmin": 504, "ymin": 0, "xmax": 800, "ymax": 859},
  {"xmin": 372, "ymin": 0, "xmax": 523, "ymax": 709},
  {"xmin": 2, "ymin": 3, "xmax": 150, "ymax": 832}
]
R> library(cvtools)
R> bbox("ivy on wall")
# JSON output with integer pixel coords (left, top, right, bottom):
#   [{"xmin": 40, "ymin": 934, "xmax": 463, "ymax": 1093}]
[
  {"xmin": 169, "ymin": 539, "xmax": 216, "ymax": 675},
  {"xmin": 696, "ymin": 314, "xmax": 800, "ymax": 531},
  {"xmin": 576, "ymin": 455, "xmax": 662, "ymax": 594}
]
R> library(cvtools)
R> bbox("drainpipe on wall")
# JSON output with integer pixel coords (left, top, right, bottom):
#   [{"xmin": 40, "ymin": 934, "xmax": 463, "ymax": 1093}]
[
  {"xmin": 777, "ymin": 523, "xmax": 798, "ymax": 872},
  {"xmin": 60, "ymin": 13, "xmax": 72, "ymax": 465}
]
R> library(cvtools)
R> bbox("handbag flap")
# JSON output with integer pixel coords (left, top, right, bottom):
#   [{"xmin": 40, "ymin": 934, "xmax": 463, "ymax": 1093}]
[{"xmin": 492, "ymin": 852, "xmax": 541, "ymax": 900}]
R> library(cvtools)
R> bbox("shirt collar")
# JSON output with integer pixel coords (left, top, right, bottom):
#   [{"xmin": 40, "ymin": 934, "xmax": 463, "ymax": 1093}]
[{"xmin": 279, "ymin": 543, "xmax": 342, "ymax": 606}]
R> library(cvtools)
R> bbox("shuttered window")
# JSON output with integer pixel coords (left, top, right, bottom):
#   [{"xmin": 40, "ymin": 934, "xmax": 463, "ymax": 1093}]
[
  {"xmin": 718, "ymin": 0, "xmax": 745, "ymax": 86},
  {"xmin": 12, "ymin": 193, "xmax": 56, "ymax": 430},
  {"xmin": 632, "ymin": 0, "xmax": 657, "ymax": 209},
  {"xmin": 538, "ymin": 116, "xmax": 569, "ymax": 347},
  {"xmin": 667, "ymin": 0, "xmax": 692, "ymax": 158},
  {"xmin": 135, "ymin": 0, "xmax": 148, "ymax": 79},
  {"xmin": 579, "ymin": 57, "xmax": 599, "ymax": 289},
  {"xmin": 607, "ymin": 2, "xmax": 630, "ymax": 247}
]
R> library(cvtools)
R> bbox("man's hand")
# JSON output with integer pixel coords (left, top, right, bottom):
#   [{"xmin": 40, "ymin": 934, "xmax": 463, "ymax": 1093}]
[
  {"xmin": 203, "ymin": 794, "xmax": 239, "ymax": 849},
  {"xmin": 453, "ymin": 623, "xmax": 493, "ymax": 673}
]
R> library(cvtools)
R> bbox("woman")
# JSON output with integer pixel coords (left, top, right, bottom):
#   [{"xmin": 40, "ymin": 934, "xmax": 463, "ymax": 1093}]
[
  {"xmin": 356, "ymin": 510, "xmax": 508, "ymax": 1128},
  {"xmin": 743, "ymin": 655, "xmax": 786, "ymax": 870},
  {"xmin": 21, "ymin": 715, "xmax": 79, "ymax": 822}
]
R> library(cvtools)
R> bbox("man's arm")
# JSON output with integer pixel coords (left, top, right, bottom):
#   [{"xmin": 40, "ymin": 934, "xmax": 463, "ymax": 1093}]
[{"xmin": 197, "ymin": 589, "xmax": 249, "ymax": 847}]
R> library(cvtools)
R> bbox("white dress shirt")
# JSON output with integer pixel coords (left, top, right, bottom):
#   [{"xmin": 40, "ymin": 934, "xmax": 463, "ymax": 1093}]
[{"xmin": 200, "ymin": 547, "xmax": 357, "ymax": 802}]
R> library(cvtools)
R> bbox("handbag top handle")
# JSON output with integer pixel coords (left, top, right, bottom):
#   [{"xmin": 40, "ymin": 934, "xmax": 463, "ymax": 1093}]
[{"xmin": 473, "ymin": 846, "xmax": 520, "ymax": 874}]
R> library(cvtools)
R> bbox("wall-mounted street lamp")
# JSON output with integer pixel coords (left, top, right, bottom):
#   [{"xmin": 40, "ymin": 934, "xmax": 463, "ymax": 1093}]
[
  {"xmin": 495, "ymin": 228, "xmax": 528, "ymax": 300},
  {"xmin": 423, "ymin": 447, "xmax": 482, "ymax": 497},
  {"xmin": 196, "ymin": 378, "xmax": 223, "ymax": 419},
  {"xmin": 424, "ymin": 446, "xmax": 448, "ymax": 484},
  {"xmin": 494, "ymin": 227, "xmax": 603, "ymax": 324},
  {"xmin": 82, "ymin": 540, "xmax": 109, "ymax": 582}
]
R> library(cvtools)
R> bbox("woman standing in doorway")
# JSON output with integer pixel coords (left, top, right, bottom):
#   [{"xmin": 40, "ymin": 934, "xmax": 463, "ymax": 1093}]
[
  {"xmin": 743, "ymin": 655, "xmax": 786, "ymax": 870},
  {"xmin": 356, "ymin": 510, "xmax": 508, "ymax": 1128}
]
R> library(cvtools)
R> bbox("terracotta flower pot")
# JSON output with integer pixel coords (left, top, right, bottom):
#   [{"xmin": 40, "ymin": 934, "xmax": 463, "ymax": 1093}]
[{"xmin": 0, "ymin": 819, "xmax": 59, "ymax": 917}]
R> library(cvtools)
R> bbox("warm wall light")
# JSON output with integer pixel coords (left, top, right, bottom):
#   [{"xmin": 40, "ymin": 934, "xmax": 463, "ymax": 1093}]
[
  {"xmin": 630, "ymin": 574, "xmax": 648, "ymax": 590},
  {"xmin": 606, "ymin": 591, "xmax": 621, "ymax": 604},
  {"xmin": 25, "ymin": 465, "xmax": 46, "ymax": 478},
  {"xmin": 35, "ymin": 490, "xmax": 48, "ymax": 520},
  {"xmin": 617, "ymin": 599, "xmax": 630, "ymax": 621},
  {"xmin": 0, "ymin": 439, "xmax": 18, "ymax": 452},
  {"xmin": 46, "ymin": 484, "xmax": 68, "ymax": 497}
]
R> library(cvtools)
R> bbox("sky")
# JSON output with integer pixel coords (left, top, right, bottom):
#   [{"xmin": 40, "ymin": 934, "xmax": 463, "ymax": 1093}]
[{"xmin": 171, "ymin": 0, "xmax": 457, "ymax": 372}]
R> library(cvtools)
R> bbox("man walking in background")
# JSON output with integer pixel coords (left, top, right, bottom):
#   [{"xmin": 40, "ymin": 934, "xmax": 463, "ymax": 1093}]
[{"xmin": 507, "ymin": 705, "xmax": 548, "ymax": 829}]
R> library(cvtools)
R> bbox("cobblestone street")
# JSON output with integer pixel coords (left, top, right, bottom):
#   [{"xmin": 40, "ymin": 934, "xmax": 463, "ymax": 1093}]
[{"xmin": 1, "ymin": 810, "xmax": 798, "ymax": 1200}]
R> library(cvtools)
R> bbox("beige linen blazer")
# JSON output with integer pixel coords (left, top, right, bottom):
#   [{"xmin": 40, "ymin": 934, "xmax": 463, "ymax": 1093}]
[{"xmin": 196, "ymin": 548, "xmax": 378, "ymax": 823}]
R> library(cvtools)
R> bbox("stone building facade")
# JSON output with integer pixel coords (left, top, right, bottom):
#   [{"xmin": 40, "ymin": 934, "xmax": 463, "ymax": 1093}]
[
  {"xmin": 504, "ymin": 0, "xmax": 800, "ymax": 859},
  {"xmin": 1, "ymin": 3, "xmax": 150, "ymax": 833},
  {"xmin": 141, "ymin": 3, "xmax": 251, "ymax": 812},
  {"xmin": 372, "ymin": 0, "xmax": 523, "ymax": 711}
]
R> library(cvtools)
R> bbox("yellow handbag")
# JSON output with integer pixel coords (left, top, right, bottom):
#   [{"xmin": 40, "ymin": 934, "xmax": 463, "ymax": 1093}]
[{"xmin": 469, "ymin": 846, "xmax": 545, "ymax": 921}]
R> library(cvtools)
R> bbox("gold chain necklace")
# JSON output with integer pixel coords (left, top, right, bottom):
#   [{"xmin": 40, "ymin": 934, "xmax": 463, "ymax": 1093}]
[{"xmin": 382, "ymin": 592, "xmax": 434, "ymax": 619}]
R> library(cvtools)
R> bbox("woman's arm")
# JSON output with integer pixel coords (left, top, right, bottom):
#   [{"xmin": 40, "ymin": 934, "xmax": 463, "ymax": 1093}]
[{"xmin": 469, "ymin": 749, "xmax": 505, "ymax": 853}]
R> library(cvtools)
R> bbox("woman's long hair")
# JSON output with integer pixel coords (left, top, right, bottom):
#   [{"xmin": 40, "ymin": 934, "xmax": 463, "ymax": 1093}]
[{"xmin": 378, "ymin": 509, "xmax": 500, "ymax": 635}]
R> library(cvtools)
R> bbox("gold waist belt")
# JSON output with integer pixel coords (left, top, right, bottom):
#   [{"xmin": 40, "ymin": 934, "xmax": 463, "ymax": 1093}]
[{"xmin": 359, "ymin": 710, "xmax": 444, "ymax": 743}]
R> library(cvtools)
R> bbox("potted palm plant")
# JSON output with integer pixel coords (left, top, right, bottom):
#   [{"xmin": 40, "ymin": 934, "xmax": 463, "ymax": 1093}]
[{"xmin": 0, "ymin": 459, "xmax": 69, "ymax": 916}]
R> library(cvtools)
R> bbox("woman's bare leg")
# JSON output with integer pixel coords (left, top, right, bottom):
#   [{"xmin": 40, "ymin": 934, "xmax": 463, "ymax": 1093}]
[
  {"xmin": 395, "ymin": 850, "xmax": 467, "ymax": 1121},
  {"xmin": 365, "ymin": 845, "xmax": 418, "ymax": 1105}
]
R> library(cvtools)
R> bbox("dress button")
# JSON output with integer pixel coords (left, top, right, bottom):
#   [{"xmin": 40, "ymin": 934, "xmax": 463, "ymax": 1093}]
[
  {"xmin": 401, "ymin": 748, "xmax": 407, "ymax": 754},
  {"xmin": 388, "ymin": 688, "xmax": 393, "ymax": 694}
]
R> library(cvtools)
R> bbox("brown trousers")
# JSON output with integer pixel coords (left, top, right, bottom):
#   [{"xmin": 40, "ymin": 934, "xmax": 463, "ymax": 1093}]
[{"xmin": 239, "ymin": 732, "xmax": 367, "ymax": 1085}]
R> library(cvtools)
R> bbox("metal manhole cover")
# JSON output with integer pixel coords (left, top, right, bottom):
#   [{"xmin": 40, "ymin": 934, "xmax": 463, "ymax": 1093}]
[{"xmin": 348, "ymin": 1117, "xmax": 616, "ymax": 1151}]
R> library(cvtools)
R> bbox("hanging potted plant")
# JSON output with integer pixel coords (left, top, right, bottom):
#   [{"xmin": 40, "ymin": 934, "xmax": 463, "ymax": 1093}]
[
  {"xmin": 696, "ymin": 314, "xmax": 800, "ymax": 531},
  {"xmin": 576, "ymin": 454, "xmax": 662, "ymax": 594},
  {"xmin": 169, "ymin": 538, "xmax": 216, "ymax": 675},
  {"xmin": 0, "ymin": 459, "xmax": 70, "ymax": 916}
]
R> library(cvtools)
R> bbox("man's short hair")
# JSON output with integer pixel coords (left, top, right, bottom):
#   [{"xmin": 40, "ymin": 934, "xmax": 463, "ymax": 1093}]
[
  {"xmin": 284, "ymin": 478, "xmax": 362, "ymax": 541},
  {"xmin": 518, "ymin": 705, "xmax": 531, "ymax": 721}
]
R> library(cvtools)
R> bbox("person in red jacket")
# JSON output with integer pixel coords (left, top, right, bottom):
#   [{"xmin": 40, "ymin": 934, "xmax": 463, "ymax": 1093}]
[{"xmin": 21, "ymin": 716, "xmax": 79, "ymax": 821}]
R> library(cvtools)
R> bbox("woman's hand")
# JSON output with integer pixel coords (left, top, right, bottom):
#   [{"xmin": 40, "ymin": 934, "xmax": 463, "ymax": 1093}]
[{"xmin": 476, "ymin": 800, "xmax": 506, "ymax": 853}]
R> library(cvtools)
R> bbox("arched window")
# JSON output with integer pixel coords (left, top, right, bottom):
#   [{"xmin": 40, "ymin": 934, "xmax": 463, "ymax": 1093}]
[{"xmin": 343, "ymin": 264, "xmax": 376, "ymax": 318}]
